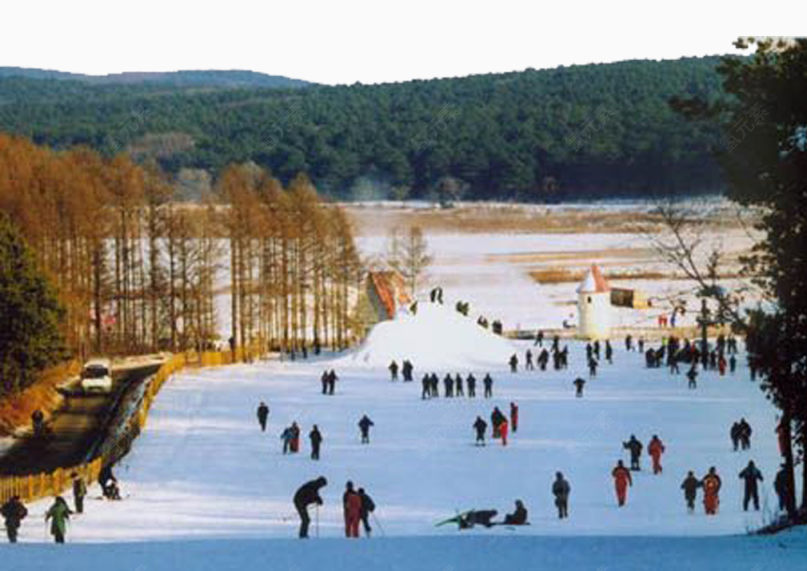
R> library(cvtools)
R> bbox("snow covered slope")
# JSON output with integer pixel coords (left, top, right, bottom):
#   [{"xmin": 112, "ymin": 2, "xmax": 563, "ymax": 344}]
[{"xmin": 343, "ymin": 302, "xmax": 517, "ymax": 369}]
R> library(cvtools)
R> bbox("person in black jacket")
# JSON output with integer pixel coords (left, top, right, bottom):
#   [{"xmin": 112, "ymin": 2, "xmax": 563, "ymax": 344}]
[
  {"xmin": 358, "ymin": 487, "xmax": 375, "ymax": 537},
  {"xmin": 483, "ymin": 374, "xmax": 493, "ymax": 398},
  {"xmin": 680, "ymin": 470, "xmax": 700, "ymax": 512},
  {"xmin": 467, "ymin": 374, "xmax": 476, "ymax": 398},
  {"xmin": 473, "ymin": 416, "xmax": 487, "ymax": 446},
  {"xmin": 623, "ymin": 435, "xmax": 643, "ymax": 471},
  {"xmin": 552, "ymin": 472, "xmax": 571, "ymax": 519},
  {"xmin": 257, "ymin": 401, "xmax": 269, "ymax": 431},
  {"xmin": 293, "ymin": 477, "xmax": 327, "ymax": 538},
  {"xmin": 1, "ymin": 495, "xmax": 27, "ymax": 543},
  {"xmin": 739, "ymin": 460, "xmax": 764, "ymax": 511},
  {"xmin": 503, "ymin": 500, "xmax": 528, "ymax": 525},
  {"xmin": 309, "ymin": 425, "xmax": 323, "ymax": 460},
  {"xmin": 421, "ymin": 374, "xmax": 430, "ymax": 399},
  {"xmin": 358, "ymin": 415, "xmax": 374, "ymax": 444},
  {"xmin": 774, "ymin": 464, "xmax": 790, "ymax": 513}
]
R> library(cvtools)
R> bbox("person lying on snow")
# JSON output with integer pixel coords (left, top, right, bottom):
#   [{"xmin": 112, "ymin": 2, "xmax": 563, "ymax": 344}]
[{"xmin": 458, "ymin": 509, "xmax": 498, "ymax": 529}]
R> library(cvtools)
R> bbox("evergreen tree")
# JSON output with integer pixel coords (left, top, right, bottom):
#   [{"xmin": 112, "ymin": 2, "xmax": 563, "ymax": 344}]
[{"xmin": 0, "ymin": 214, "xmax": 65, "ymax": 396}]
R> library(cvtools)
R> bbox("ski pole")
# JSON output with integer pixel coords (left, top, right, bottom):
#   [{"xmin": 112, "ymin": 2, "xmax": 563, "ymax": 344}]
[{"xmin": 371, "ymin": 512, "xmax": 386, "ymax": 537}]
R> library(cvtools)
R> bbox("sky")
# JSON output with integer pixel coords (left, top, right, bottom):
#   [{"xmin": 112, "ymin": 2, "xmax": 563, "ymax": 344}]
[{"xmin": 2, "ymin": 1, "xmax": 802, "ymax": 85}]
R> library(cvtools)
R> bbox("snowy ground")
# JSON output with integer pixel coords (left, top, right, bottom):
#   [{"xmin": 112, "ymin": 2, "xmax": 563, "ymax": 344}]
[{"xmin": 14, "ymin": 304, "xmax": 788, "ymax": 549}]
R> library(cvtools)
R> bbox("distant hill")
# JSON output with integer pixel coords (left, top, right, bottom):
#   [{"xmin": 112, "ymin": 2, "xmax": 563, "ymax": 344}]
[
  {"xmin": 0, "ymin": 67, "xmax": 312, "ymax": 89},
  {"xmin": 0, "ymin": 58, "xmax": 730, "ymax": 201}
]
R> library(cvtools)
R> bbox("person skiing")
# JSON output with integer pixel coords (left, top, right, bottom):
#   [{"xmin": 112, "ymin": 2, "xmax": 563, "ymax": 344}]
[
  {"xmin": 729, "ymin": 354, "xmax": 737, "ymax": 374},
  {"xmin": 321, "ymin": 371, "xmax": 329, "ymax": 395},
  {"xmin": 738, "ymin": 418, "xmax": 752, "ymax": 450},
  {"xmin": 509, "ymin": 353, "xmax": 518, "ymax": 373},
  {"xmin": 257, "ymin": 401, "xmax": 269, "ymax": 431},
  {"xmin": 612, "ymin": 460, "xmax": 633, "ymax": 506},
  {"xmin": 293, "ymin": 477, "xmax": 327, "ymax": 538},
  {"xmin": 588, "ymin": 357, "xmax": 598, "ymax": 377},
  {"xmin": 281, "ymin": 425, "xmax": 294, "ymax": 454},
  {"xmin": 443, "ymin": 374, "xmax": 454, "ymax": 397},
  {"xmin": 473, "ymin": 416, "xmax": 487, "ymax": 446},
  {"xmin": 483, "ymin": 373, "xmax": 493, "ymax": 398},
  {"xmin": 738, "ymin": 460, "xmax": 764, "ymax": 511},
  {"xmin": 491, "ymin": 407, "xmax": 505, "ymax": 439},
  {"xmin": 503, "ymin": 500, "xmax": 528, "ymax": 525},
  {"xmin": 774, "ymin": 464, "xmax": 790, "ymax": 513},
  {"xmin": 681, "ymin": 471, "xmax": 700, "ymax": 513},
  {"xmin": 358, "ymin": 415, "xmax": 374, "ymax": 444},
  {"xmin": 309, "ymin": 425, "xmax": 323, "ymax": 460},
  {"xmin": 718, "ymin": 354, "xmax": 727, "ymax": 376},
  {"xmin": 467, "ymin": 374, "xmax": 477, "ymax": 398},
  {"xmin": 701, "ymin": 467, "xmax": 722, "ymax": 515},
  {"xmin": 455, "ymin": 373, "xmax": 464, "ymax": 397},
  {"xmin": 648, "ymin": 435, "xmax": 666, "ymax": 475},
  {"xmin": 623, "ymin": 435, "xmax": 643, "ymax": 471},
  {"xmin": 421, "ymin": 374, "xmax": 430, "ymax": 399},
  {"xmin": 605, "ymin": 340, "xmax": 613, "ymax": 364},
  {"xmin": 535, "ymin": 330, "xmax": 544, "ymax": 347},
  {"xmin": 45, "ymin": 496, "xmax": 72, "ymax": 543},
  {"xmin": 730, "ymin": 422, "xmax": 741, "ymax": 451},
  {"xmin": 686, "ymin": 365, "xmax": 698, "ymax": 389},
  {"xmin": 499, "ymin": 417, "xmax": 509, "ymax": 446},
  {"xmin": 625, "ymin": 334, "xmax": 633, "ymax": 352},
  {"xmin": 573, "ymin": 377, "xmax": 585, "ymax": 398},
  {"xmin": 510, "ymin": 402, "xmax": 519, "ymax": 433},
  {"xmin": 343, "ymin": 481, "xmax": 362, "ymax": 538},
  {"xmin": 1, "ymin": 495, "xmax": 27, "ymax": 543},
  {"xmin": 525, "ymin": 350, "xmax": 534, "ymax": 371},
  {"xmin": 290, "ymin": 422, "xmax": 301, "ymax": 453},
  {"xmin": 328, "ymin": 369, "xmax": 337, "ymax": 395},
  {"xmin": 552, "ymin": 472, "xmax": 570, "ymax": 519},
  {"xmin": 72, "ymin": 472, "xmax": 87, "ymax": 514},
  {"xmin": 402, "ymin": 360, "xmax": 414, "ymax": 382},
  {"xmin": 358, "ymin": 487, "xmax": 375, "ymax": 537},
  {"xmin": 389, "ymin": 360, "xmax": 399, "ymax": 381}
]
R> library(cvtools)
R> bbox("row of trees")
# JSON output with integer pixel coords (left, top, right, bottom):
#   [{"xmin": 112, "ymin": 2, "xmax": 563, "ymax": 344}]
[
  {"xmin": 0, "ymin": 57, "xmax": 726, "ymax": 200},
  {"xmin": 0, "ymin": 134, "xmax": 362, "ymax": 396}
]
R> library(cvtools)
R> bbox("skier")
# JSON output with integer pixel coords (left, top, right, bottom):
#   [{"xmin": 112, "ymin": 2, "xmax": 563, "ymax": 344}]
[
  {"xmin": 588, "ymin": 357, "xmax": 598, "ymax": 377},
  {"xmin": 72, "ymin": 472, "xmax": 87, "ymax": 514},
  {"xmin": 421, "ymin": 374, "xmax": 430, "ymax": 399},
  {"xmin": 593, "ymin": 340, "xmax": 601, "ymax": 360},
  {"xmin": 467, "ymin": 374, "xmax": 477, "ymax": 398},
  {"xmin": 328, "ymin": 370, "xmax": 338, "ymax": 395},
  {"xmin": 321, "ymin": 371, "xmax": 329, "ymax": 395},
  {"xmin": 573, "ymin": 377, "xmax": 585, "ymax": 398},
  {"xmin": 648, "ymin": 435, "xmax": 666, "ymax": 475},
  {"xmin": 729, "ymin": 355, "xmax": 737, "ymax": 374},
  {"xmin": 309, "ymin": 424, "xmax": 323, "ymax": 460},
  {"xmin": 774, "ymin": 464, "xmax": 790, "ymax": 513},
  {"xmin": 625, "ymin": 334, "xmax": 633, "ymax": 352},
  {"xmin": 1, "ymin": 495, "xmax": 27, "ymax": 543},
  {"xmin": 257, "ymin": 401, "xmax": 269, "ymax": 431},
  {"xmin": 491, "ymin": 407, "xmax": 505, "ymax": 439},
  {"xmin": 430, "ymin": 373, "xmax": 440, "ymax": 397},
  {"xmin": 45, "ymin": 496, "xmax": 72, "ymax": 543},
  {"xmin": 473, "ymin": 416, "xmax": 487, "ymax": 446},
  {"xmin": 525, "ymin": 350, "xmax": 534, "ymax": 370},
  {"xmin": 718, "ymin": 354, "xmax": 727, "ymax": 376},
  {"xmin": 443, "ymin": 374, "xmax": 454, "ymax": 397},
  {"xmin": 290, "ymin": 422, "xmax": 301, "ymax": 453},
  {"xmin": 701, "ymin": 467, "xmax": 722, "ymax": 515},
  {"xmin": 503, "ymin": 500, "xmax": 528, "ymax": 525},
  {"xmin": 738, "ymin": 418, "xmax": 752, "ymax": 450},
  {"xmin": 738, "ymin": 460, "xmax": 763, "ymax": 511},
  {"xmin": 358, "ymin": 487, "xmax": 375, "ymax": 537},
  {"xmin": 509, "ymin": 353, "xmax": 518, "ymax": 373},
  {"xmin": 623, "ymin": 435, "xmax": 643, "ymax": 471},
  {"xmin": 293, "ymin": 477, "xmax": 327, "ymax": 538},
  {"xmin": 730, "ymin": 422, "xmax": 741, "ymax": 451},
  {"xmin": 552, "ymin": 472, "xmax": 570, "ymax": 519},
  {"xmin": 681, "ymin": 471, "xmax": 700, "ymax": 513},
  {"xmin": 281, "ymin": 425, "xmax": 294, "ymax": 454},
  {"xmin": 343, "ymin": 481, "xmax": 362, "ymax": 538},
  {"xmin": 402, "ymin": 360, "xmax": 413, "ymax": 382},
  {"xmin": 510, "ymin": 402, "xmax": 519, "ymax": 433},
  {"xmin": 499, "ymin": 417, "xmax": 509, "ymax": 447},
  {"xmin": 483, "ymin": 373, "xmax": 493, "ymax": 398},
  {"xmin": 605, "ymin": 340, "xmax": 613, "ymax": 364},
  {"xmin": 358, "ymin": 415, "xmax": 374, "ymax": 444},
  {"xmin": 389, "ymin": 360, "xmax": 399, "ymax": 381},
  {"xmin": 612, "ymin": 460, "xmax": 633, "ymax": 507},
  {"xmin": 455, "ymin": 373, "xmax": 464, "ymax": 397},
  {"xmin": 447, "ymin": 510, "xmax": 498, "ymax": 529},
  {"xmin": 534, "ymin": 330, "xmax": 544, "ymax": 347},
  {"xmin": 638, "ymin": 338, "xmax": 645, "ymax": 353}
]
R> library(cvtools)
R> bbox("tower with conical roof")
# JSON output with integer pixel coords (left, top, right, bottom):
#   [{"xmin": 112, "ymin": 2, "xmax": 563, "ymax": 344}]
[{"xmin": 577, "ymin": 264, "xmax": 611, "ymax": 340}]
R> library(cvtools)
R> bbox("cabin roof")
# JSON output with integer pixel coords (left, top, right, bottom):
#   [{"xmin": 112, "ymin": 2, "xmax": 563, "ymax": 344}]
[{"xmin": 576, "ymin": 264, "xmax": 610, "ymax": 294}]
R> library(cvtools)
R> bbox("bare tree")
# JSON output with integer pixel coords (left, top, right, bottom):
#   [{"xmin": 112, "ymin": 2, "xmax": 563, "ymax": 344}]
[{"xmin": 387, "ymin": 225, "xmax": 433, "ymax": 296}]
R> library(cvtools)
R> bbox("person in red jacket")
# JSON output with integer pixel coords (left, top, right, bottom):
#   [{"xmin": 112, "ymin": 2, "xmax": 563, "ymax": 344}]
[
  {"xmin": 500, "ymin": 418, "xmax": 509, "ymax": 446},
  {"xmin": 718, "ymin": 354, "xmax": 727, "ymax": 376},
  {"xmin": 701, "ymin": 467, "xmax": 721, "ymax": 515},
  {"xmin": 612, "ymin": 460, "xmax": 633, "ymax": 506},
  {"xmin": 343, "ymin": 481, "xmax": 362, "ymax": 537},
  {"xmin": 510, "ymin": 402, "xmax": 519, "ymax": 433},
  {"xmin": 648, "ymin": 435, "xmax": 666, "ymax": 475}
]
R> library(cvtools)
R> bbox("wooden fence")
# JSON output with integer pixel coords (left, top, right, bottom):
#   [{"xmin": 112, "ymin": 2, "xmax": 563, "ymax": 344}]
[{"xmin": 0, "ymin": 345, "xmax": 260, "ymax": 504}]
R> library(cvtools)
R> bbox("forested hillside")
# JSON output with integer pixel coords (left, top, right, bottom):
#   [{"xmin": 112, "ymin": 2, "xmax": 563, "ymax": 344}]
[{"xmin": 0, "ymin": 57, "xmax": 729, "ymax": 200}]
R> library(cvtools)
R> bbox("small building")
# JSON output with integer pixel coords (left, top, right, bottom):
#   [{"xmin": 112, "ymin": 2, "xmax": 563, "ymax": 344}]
[
  {"xmin": 366, "ymin": 271, "xmax": 412, "ymax": 322},
  {"xmin": 611, "ymin": 287, "xmax": 650, "ymax": 309},
  {"xmin": 577, "ymin": 264, "xmax": 612, "ymax": 340}
]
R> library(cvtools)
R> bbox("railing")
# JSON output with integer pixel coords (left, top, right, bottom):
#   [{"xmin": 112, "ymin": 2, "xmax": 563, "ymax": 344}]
[{"xmin": 0, "ymin": 345, "xmax": 261, "ymax": 504}]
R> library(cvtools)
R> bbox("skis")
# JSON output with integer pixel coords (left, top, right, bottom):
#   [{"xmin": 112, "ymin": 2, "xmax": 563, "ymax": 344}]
[{"xmin": 434, "ymin": 510, "xmax": 472, "ymax": 527}]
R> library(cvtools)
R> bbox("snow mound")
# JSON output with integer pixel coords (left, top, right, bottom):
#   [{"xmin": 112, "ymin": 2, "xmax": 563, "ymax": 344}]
[{"xmin": 343, "ymin": 302, "xmax": 516, "ymax": 370}]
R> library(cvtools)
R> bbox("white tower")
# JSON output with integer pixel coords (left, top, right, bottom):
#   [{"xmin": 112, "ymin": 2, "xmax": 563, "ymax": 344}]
[{"xmin": 577, "ymin": 264, "xmax": 612, "ymax": 340}]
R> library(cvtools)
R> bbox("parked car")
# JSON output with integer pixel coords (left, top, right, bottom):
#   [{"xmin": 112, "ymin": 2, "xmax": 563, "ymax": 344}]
[{"xmin": 80, "ymin": 358, "xmax": 113, "ymax": 393}]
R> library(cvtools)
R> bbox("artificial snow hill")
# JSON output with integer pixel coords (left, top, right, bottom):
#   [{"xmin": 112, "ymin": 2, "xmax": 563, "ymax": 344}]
[{"xmin": 344, "ymin": 302, "xmax": 516, "ymax": 369}]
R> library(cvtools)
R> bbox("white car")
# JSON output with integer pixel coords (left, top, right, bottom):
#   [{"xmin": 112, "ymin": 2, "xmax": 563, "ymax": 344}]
[{"xmin": 80, "ymin": 359, "xmax": 113, "ymax": 393}]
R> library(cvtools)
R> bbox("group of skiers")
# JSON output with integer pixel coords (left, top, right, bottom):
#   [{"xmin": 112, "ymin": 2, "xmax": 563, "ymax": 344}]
[
  {"xmin": 292, "ymin": 477, "xmax": 376, "ymax": 539},
  {"xmin": 388, "ymin": 359, "xmax": 414, "ymax": 381},
  {"xmin": 473, "ymin": 402, "xmax": 519, "ymax": 447},
  {"xmin": 421, "ymin": 372, "xmax": 494, "ymax": 399},
  {"xmin": 267, "ymin": 414, "xmax": 375, "ymax": 456},
  {"xmin": 679, "ymin": 460, "xmax": 766, "ymax": 516},
  {"xmin": 513, "ymin": 346, "xmax": 570, "ymax": 373}
]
